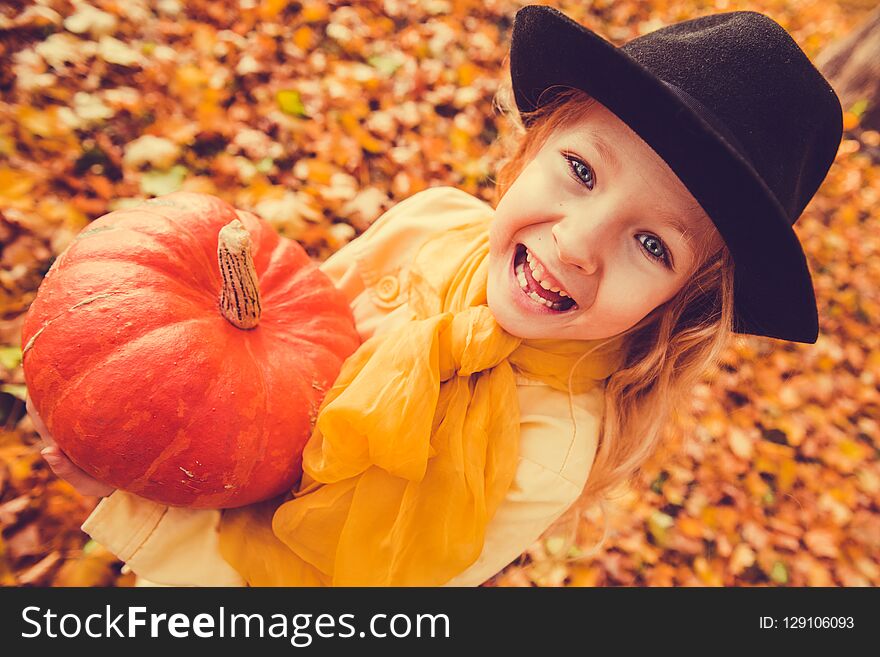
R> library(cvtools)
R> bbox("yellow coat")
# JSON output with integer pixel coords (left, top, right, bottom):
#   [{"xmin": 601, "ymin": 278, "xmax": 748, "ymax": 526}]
[{"xmin": 81, "ymin": 186, "xmax": 607, "ymax": 586}]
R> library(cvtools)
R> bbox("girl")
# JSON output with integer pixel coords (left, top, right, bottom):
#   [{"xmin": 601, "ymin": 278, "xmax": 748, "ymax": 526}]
[{"xmin": 30, "ymin": 5, "xmax": 842, "ymax": 586}]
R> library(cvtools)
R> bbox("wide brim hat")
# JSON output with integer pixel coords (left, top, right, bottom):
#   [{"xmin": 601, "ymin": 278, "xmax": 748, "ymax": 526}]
[{"xmin": 509, "ymin": 5, "xmax": 843, "ymax": 343}]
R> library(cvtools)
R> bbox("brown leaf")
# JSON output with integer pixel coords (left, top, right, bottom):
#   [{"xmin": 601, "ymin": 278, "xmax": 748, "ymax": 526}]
[
  {"xmin": 18, "ymin": 552, "xmax": 60, "ymax": 586},
  {"xmin": 6, "ymin": 523, "xmax": 42, "ymax": 561},
  {"xmin": 0, "ymin": 494, "xmax": 30, "ymax": 526}
]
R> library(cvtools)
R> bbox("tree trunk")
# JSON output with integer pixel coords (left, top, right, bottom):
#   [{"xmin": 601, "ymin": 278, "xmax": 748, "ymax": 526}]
[{"xmin": 815, "ymin": 7, "xmax": 880, "ymax": 131}]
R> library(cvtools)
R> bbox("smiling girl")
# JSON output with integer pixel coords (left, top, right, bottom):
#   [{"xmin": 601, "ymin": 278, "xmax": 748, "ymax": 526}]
[
  {"xmin": 488, "ymin": 96, "xmax": 726, "ymax": 340},
  {"xmin": 30, "ymin": 5, "xmax": 841, "ymax": 586}
]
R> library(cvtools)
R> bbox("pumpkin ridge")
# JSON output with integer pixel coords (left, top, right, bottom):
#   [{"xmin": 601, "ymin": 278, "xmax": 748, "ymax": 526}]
[
  {"xmin": 261, "ymin": 265, "xmax": 340, "ymax": 308},
  {"xmin": 125, "ymin": 424, "xmax": 196, "ymax": 495},
  {"xmin": 53, "ymin": 257, "xmax": 217, "ymax": 308},
  {"xmin": 71, "ymin": 229, "xmax": 218, "ymax": 297},
  {"xmin": 116, "ymin": 326, "xmax": 264, "ymax": 505},
  {"xmin": 265, "ymin": 331, "xmax": 356, "ymax": 389},
  {"xmin": 232, "ymin": 334, "xmax": 271, "ymax": 494},
  {"xmin": 43, "ymin": 316, "xmax": 213, "ymax": 430},
  {"xmin": 255, "ymin": 238, "xmax": 311, "ymax": 293},
  {"xmin": 22, "ymin": 291, "xmax": 128, "ymax": 358},
  {"xmin": 130, "ymin": 207, "xmax": 223, "ymax": 280},
  {"xmin": 22, "ymin": 284, "xmax": 212, "ymax": 380},
  {"xmin": 63, "ymin": 222, "xmax": 218, "ymax": 300},
  {"xmin": 261, "ymin": 302, "xmax": 354, "ymax": 335},
  {"xmin": 116, "ymin": 211, "xmax": 217, "ymax": 288},
  {"xmin": 136, "ymin": 202, "xmax": 229, "ymax": 248},
  {"xmin": 263, "ymin": 328, "xmax": 345, "ymax": 353}
]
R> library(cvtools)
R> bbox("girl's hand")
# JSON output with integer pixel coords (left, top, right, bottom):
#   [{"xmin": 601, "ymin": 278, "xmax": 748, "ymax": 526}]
[{"xmin": 26, "ymin": 393, "xmax": 116, "ymax": 498}]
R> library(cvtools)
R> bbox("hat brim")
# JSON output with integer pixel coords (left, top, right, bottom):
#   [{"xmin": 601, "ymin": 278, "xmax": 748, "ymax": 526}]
[{"xmin": 509, "ymin": 5, "xmax": 820, "ymax": 343}]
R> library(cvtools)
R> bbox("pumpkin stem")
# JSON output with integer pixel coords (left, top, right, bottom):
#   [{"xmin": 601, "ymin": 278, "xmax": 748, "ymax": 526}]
[{"xmin": 218, "ymin": 219, "xmax": 261, "ymax": 329}]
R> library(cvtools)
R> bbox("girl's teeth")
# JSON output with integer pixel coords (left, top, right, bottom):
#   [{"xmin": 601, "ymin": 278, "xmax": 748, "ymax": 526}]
[
  {"xmin": 524, "ymin": 247, "xmax": 571, "ymax": 298},
  {"xmin": 528, "ymin": 291, "xmax": 551, "ymax": 306},
  {"xmin": 515, "ymin": 261, "xmax": 569, "ymax": 310}
]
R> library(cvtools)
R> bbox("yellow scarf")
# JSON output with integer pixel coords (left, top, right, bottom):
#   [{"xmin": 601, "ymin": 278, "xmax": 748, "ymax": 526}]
[{"xmin": 217, "ymin": 211, "xmax": 626, "ymax": 586}]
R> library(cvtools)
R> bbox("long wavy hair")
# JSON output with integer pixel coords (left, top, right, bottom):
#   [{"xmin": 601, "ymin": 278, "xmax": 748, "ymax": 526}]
[{"xmin": 490, "ymin": 80, "xmax": 738, "ymax": 560}]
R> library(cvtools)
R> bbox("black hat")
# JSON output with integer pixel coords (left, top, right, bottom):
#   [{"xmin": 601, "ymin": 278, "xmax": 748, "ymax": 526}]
[{"xmin": 509, "ymin": 5, "xmax": 843, "ymax": 343}]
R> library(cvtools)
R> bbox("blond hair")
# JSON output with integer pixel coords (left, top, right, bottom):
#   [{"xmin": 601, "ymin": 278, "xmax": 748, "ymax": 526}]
[{"xmin": 490, "ymin": 79, "xmax": 737, "ymax": 562}]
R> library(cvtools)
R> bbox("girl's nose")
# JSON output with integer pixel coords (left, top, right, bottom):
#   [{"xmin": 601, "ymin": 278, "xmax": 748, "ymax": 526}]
[{"xmin": 551, "ymin": 216, "xmax": 604, "ymax": 276}]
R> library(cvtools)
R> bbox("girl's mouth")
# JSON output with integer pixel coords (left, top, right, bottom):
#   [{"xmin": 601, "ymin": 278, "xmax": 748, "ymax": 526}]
[{"xmin": 511, "ymin": 244, "xmax": 578, "ymax": 314}]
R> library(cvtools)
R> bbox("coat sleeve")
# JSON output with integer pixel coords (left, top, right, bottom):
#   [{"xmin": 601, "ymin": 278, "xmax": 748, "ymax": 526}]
[
  {"xmin": 78, "ymin": 233, "xmax": 373, "ymax": 587},
  {"xmin": 81, "ymin": 494, "xmax": 244, "ymax": 586},
  {"xmin": 316, "ymin": 231, "xmax": 367, "ymax": 303}
]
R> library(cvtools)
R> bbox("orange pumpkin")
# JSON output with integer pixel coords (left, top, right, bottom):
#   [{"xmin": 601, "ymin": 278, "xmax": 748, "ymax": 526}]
[{"xmin": 21, "ymin": 192, "xmax": 361, "ymax": 508}]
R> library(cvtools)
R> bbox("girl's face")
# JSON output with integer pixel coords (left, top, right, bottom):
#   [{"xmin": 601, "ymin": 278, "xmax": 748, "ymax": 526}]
[{"xmin": 487, "ymin": 101, "xmax": 724, "ymax": 341}]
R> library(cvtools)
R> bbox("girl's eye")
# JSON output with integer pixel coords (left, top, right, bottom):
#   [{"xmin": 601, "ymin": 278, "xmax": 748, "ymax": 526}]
[
  {"xmin": 562, "ymin": 153, "xmax": 595, "ymax": 190},
  {"xmin": 561, "ymin": 151, "xmax": 673, "ymax": 269},
  {"xmin": 637, "ymin": 233, "xmax": 673, "ymax": 269}
]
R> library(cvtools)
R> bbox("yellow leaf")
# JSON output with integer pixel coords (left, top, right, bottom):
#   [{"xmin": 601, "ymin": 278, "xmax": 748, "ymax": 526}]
[
  {"xmin": 677, "ymin": 515, "xmax": 704, "ymax": 539},
  {"xmin": 17, "ymin": 106, "xmax": 70, "ymax": 139},
  {"xmin": 729, "ymin": 543, "xmax": 756, "ymax": 575},
  {"xmin": 450, "ymin": 126, "xmax": 470, "ymax": 152},
  {"xmin": 777, "ymin": 458, "xmax": 797, "ymax": 492},
  {"xmin": 842, "ymin": 111, "xmax": 859, "ymax": 131},
  {"xmin": 837, "ymin": 204, "xmax": 859, "ymax": 226},
  {"xmin": 728, "ymin": 427, "xmax": 753, "ymax": 460},
  {"xmin": 457, "ymin": 62, "xmax": 479, "ymax": 86},
  {"xmin": 197, "ymin": 87, "xmax": 225, "ymax": 129},
  {"xmin": 754, "ymin": 455, "xmax": 776, "ymax": 475},
  {"xmin": 301, "ymin": 1, "xmax": 330, "ymax": 22},
  {"xmin": 715, "ymin": 507, "xmax": 739, "ymax": 533},
  {"xmin": 700, "ymin": 506, "xmax": 717, "ymax": 528},
  {"xmin": 0, "ymin": 168, "xmax": 37, "ymax": 202},
  {"xmin": 173, "ymin": 65, "xmax": 208, "ymax": 94},
  {"xmin": 839, "ymin": 438, "xmax": 868, "ymax": 461},
  {"xmin": 54, "ymin": 546, "xmax": 118, "ymax": 587},
  {"xmin": 694, "ymin": 557, "xmax": 723, "ymax": 586},
  {"xmin": 192, "ymin": 24, "xmax": 216, "ymax": 56},
  {"xmin": 568, "ymin": 565, "xmax": 600, "ymax": 587},
  {"xmin": 293, "ymin": 26, "xmax": 314, "ymax": 50},
  {"xmin": 259, "ymin": 0, "xmax": 289, "ymax": 20},
  {"xmin": 0, "ymin": 132, "xmax": 15, "ymax": 157},
  {"xmin": 302, "ymin": 159, "xmax": 335, "ymax": 185},
  {"xmin": 340, "ymin": 113, "xmax": 384, "ymax": 154},
  {"xmin": 745, "ymin": 471, "xmax": 770, "ymax": 499},
  {"xmin": 775, "ymin": 417, "xmax": 805, "ymax": 447}
]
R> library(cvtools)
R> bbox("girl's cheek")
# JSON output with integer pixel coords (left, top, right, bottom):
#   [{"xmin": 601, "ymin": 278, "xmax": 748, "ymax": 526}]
[
  {"xmin": 601, "ymin": 273, "xmax": 666, "ymax": 331},
  {"xmin": 489, "ymin": 210, "xmax": 522, "ymax": 255},
  {"xmin": 495, "ymin": 202, "xmax": 537, "ymax": 246}
]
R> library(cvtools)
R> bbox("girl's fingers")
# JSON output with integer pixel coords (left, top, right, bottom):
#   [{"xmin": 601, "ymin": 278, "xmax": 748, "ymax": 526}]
[
  {"xmin": 28, "ymin": 395, "xmax": 115, "ymax": 497},
  {"xmin": 25, "ymin": 394, "xmax": 56, "ymax": 449},
  {"xmin": 40, "ymin": 446, "xmax": 115, "ymax": 498}
]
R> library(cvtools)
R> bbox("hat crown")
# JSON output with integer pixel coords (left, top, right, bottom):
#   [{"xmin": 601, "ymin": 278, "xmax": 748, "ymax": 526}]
[{"xmin": 619, "ymin": 11, "xmax": 842, "ymax": 222}]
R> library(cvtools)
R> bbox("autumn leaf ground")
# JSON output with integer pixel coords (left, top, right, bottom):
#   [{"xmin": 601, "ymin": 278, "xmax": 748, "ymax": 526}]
[{"xmin": 1, "ymin": 0, "xmax": 878, "ymax": 587}]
